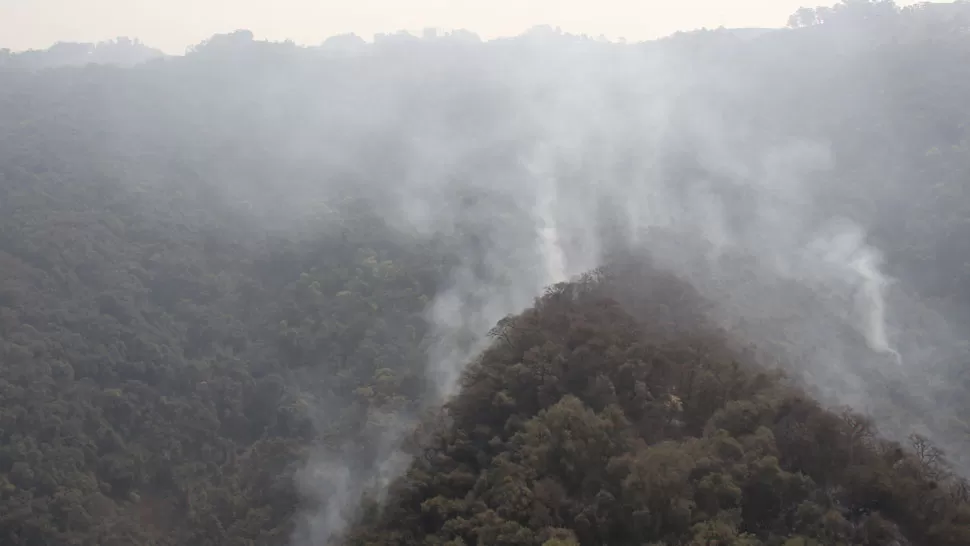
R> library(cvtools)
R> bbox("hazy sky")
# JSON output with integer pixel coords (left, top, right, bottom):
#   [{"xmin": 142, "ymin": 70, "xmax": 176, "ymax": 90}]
[{"xmin": 1, "ymin": 0, "xmax": 914, "ymax": 54}]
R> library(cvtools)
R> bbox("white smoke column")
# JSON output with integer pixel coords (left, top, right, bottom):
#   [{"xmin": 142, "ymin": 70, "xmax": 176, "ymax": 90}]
[
  {"xmin": 852, "ymin": 248, "xmax": 902, "ymax": 363},
  {"xmin": 304, "ymin": 69, "xmax": 585, "ymax": 542},
  {"xmin": 289, "ymin": 30, "xmax": 966, "ymax": 544},
  {"xmin": 537, "ymin": 193, "xmax": 567, "ymax": 284},
  {"xmin": 292, "ymin": 408, "xmax": 414, "ymax": 545},
  {"xmin": 804, "ymin": 221, "xmax": 902, "ymax": 363},
  {"xmin": 531, "ymin": 144, "xmax": 569, "ymax": 285},
  {"xmin": 293, "ymin": 459, "xmax": 351, "ymax": 545},
  {"xmin": 425, "ymin": 150, "xmax": 575, "ymax": 401}
]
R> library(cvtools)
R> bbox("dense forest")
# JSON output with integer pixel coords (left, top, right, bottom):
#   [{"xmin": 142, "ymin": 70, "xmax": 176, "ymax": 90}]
[{"xmin": 2, "ymin": 1, "xmax": 970, "ymax": 545}]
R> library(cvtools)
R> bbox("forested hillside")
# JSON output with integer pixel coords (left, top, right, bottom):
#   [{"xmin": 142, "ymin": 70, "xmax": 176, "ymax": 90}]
[
  {"xmin": 1, "ymin": 38, "xmax": 165, "ymax": 70},
  {"xmin": 348, "ymin": 263, "xmax": 970, "ymax": 546},
  {"xmin": 1, "ymin": 1, "xmax": 970, "ymax": 545}
]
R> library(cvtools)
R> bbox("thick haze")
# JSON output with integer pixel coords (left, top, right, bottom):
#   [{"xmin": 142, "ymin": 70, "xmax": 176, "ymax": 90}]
[
  {"xmin": 0, "ymin": 0, "xmax": 918, "ymax": 53},
  {"xmin": 3, "ymin": 3, "xmax": 968, "ymax": 545},
  {"xmin": 244, "ymin": 22, "xmax": 965, "ymax": 544}
]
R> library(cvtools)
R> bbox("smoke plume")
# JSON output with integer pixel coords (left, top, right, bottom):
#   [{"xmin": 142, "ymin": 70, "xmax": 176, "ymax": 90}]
[{"xmin": 288, "ymin": 28, "xmax": 964, "ymax": 544}]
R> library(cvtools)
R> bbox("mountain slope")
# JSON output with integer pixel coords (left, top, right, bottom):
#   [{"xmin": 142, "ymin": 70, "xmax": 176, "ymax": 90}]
[
  {"xmin": 346, "ymin": 263, "xmax": 970, "ymax": 546},
  {"xmin": 1, "ymin": 2, "xmax": 970, "ymax": 545}
]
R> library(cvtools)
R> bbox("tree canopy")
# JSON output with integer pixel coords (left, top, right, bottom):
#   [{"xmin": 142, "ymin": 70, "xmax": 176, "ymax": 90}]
[{"xmin": 1, "ymin": 2, "xmax": 970, "ymax": 545}]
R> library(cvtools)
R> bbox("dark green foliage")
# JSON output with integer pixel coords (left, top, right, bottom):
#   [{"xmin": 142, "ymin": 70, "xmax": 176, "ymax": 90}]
[
  {"xmin": 0, "ymin": 124, "xmax": 446, "ymax": 543},
  {"xmin": 1, "ymin": 2, "xmax": 970, "ymax": 545},
  {"xmin": 348, "ymin": 265, "xmax": 970, "ymax": 546}
]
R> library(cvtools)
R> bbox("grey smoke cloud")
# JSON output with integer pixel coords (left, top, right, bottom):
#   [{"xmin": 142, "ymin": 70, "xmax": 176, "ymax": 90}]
[{"xmin": 281, "ymin": 29, "xmax": 962, "ymax": 544}]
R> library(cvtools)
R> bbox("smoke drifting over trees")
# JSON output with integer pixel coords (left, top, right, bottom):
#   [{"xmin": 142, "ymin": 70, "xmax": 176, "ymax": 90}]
[{"xmin": 1, "ymin": 1, "xmax": 970, "ymax": 545}]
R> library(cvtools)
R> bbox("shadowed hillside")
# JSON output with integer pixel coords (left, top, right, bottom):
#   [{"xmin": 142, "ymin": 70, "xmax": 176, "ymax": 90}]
[{"xmin": 345, "ymin": 260, "xmax": 970, "ymax": 546}]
